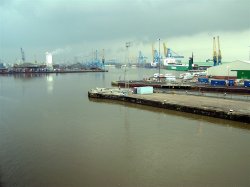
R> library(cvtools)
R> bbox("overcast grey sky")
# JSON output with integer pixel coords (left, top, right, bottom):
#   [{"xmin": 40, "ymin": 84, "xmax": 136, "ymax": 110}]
[{"xmin": 0, "ymin": 0, "xmax": 250, "ymax": 63}]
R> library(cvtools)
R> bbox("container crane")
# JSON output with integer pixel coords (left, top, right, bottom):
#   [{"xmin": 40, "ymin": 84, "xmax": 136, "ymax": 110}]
[
  {"xmin": 138, "ymin": 51, "xmax": 147, "ymax": 64},
  {"xmin": 213, "ymin": 37, "xmax": 217, "ymax": 66},
  {"xmin": 125, "ymin": 42, "xmax": 132, "ymax": 64},
  {"xmin": 217, "ymin": 36, "xmax": 222, "ymax": 65},
  {"xmin": 152, "ymin": 44, "xmax": 158, "ymax": 61},
  {"xmin": 152, "ymin": 43, "xmax": 155, "ymax": 62},
  {"xmin": 151, "ymin": 44, "xmax": 159, "ymax": 67},
  {"xmin": 87, "ymin": 50, "xmax": 104, "ymax": 69},
  {"xmin": 163, "ymin": 42, "xmax": 184, "ymax": 58},
  {"xmin": 102, "ymin": 49, "xmax": 105, "ymax": 65},
  {"xmin": 20, "ymin": 47, "xmax": 25, "ymax": 63},
  {"xmin": 163, "ymin": 42, "xmax": 168, "ymax": 57},
  {"xmin": 188, "ymin": 52, "xmax": 194, "ymax": 70}
]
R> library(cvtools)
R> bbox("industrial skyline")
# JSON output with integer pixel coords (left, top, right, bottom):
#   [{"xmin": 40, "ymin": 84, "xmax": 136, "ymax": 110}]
[{"xmin": 0, "ymin": 0, "xmax": 249, "ymax": 63}]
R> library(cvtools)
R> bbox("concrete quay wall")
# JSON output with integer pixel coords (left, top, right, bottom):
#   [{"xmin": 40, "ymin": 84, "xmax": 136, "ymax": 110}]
[{"xmin": 88, "ymin": 91, "xmax": 250, "ymax": 123}]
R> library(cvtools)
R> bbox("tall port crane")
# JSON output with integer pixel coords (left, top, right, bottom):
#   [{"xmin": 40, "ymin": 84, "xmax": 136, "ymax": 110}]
[
  {"xmin": 125, "ymin": 42, "xmax": 132, "ymax": 64},
  {"xmin": 20, "ymin": 47, "xmax": 25, "ymax": 63},
  {"xmin": 102, "ymin": 49, "xmax": 105, "ymax": 65},
  {"xmin": 138, "ymin": 51, "xmax": 147, "ymax": 64},
  {"xmin": 217, "ymin": 36, "xmax": 222, "ymax": 65},
  {"xmin": 163, "ymin": 42, "xmax": 168, "ymax": 57},
  {"xmin": 212, "ymin": 36, "xmax": 222, "ymax": 66},
  {"xmin": 151, "ymin": 44, "xmax": 158, "ymax": 62},
  {"xmin": 188, "ymin": 52, "xmax": 194, "ymax": 70},
  {"xmin": 163, "ymin": 42, "xmax": 184, "ymax": 58},
  {"xmin": 213, "ymin": 37, "xmax": 217, "ymax": 66},
  {"xmin": 152, "ymin": 44, "xmax": 155, "ymax": 62}
]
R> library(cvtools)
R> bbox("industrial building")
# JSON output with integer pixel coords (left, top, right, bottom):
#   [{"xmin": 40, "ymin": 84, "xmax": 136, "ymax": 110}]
[
  {"xmin": 206, "ymin": 60, "xmax": 250, "ymax": 79},
  {"xmin": 233, "ymin": 70, "xmax": 250, "ymax": 79}
]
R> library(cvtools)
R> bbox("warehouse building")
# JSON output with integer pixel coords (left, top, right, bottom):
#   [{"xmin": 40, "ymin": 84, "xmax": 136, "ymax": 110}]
[
  {"xmin": 206, "ymin": 60, "xmax": 250, "ymax": 79},
  {"xmin": 232, "ymin": 70, "xmax": 250, "ymax": 79}
]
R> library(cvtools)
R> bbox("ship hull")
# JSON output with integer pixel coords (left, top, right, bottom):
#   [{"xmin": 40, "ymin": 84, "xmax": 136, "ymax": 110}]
[{"xmin": 165, "ymin": 65, "xmax": 189, "ymax": 71}]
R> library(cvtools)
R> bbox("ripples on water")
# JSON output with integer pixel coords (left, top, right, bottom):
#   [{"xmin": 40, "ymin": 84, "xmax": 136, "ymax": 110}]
[{"xmin": 0, "ymin": 69, "xmax": 249, "ymax": 187}]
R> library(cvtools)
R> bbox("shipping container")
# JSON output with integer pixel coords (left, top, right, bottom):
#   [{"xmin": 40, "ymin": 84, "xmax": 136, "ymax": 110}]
[
  {"xmin": 198, "ymin": 77, "xmax": 209, "ymax": 83},
  {"xmin": 244, "ymin": 80, "xmax": 250, "ymax": 87},
  {"xmin": 228, "ymin": 79, "xmax": 234, "ymax": 86},
  {"xmin": 211, "ymin": 80, "xmax": 226, "ymax": 86},
  {"xmin": 136, "ymin": 86, "xmax": 153, "ymax": 94}
]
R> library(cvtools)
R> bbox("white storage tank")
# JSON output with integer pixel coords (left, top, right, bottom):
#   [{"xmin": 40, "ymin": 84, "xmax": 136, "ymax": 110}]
[{"xmin": 46, "ymin": 52, "xmax": 53, "ymax": 68}]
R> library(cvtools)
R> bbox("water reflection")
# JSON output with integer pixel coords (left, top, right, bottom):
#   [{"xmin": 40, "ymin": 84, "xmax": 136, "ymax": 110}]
[
  {"xmin": 1, "ymin": 70, "xmax": 250, "ymax": 186},
  {"xmin": 196, "ymin": 122, "xmax": 203, "ymax": 136},
  {"xmin": 46, "ymin": 75, "xmax": 54, "ymax": 94},
  {"xmin": 13, "ymin": 73, "xmax": 49, "ymax": 80},
  {"xmin": 89, "ymin": 98, "xmax": 250, "ymax": 130}
]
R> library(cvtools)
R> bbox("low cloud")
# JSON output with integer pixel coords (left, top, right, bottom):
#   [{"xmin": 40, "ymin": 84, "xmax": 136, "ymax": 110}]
[
  {"xmin": 51, "ymin": 47, "xmax": 71, "ymax": 55},
  {"xmin": 1, "ymin": 0, "xmax": 249, "ymax": 62}
]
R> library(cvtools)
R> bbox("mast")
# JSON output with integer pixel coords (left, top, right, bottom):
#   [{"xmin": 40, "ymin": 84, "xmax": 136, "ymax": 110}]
[
  {"xmin": 213, "ymin": 37, "xmax": 217, "ymax": 66},
  {"xmin": 20, "ymin": 47, "xmax": 25, "ymax": 63},
  {"xmin": 163, "ymin": 42, "xmax": 167, "ymax": 58},
  {"xmin": 152, "ymin": 43, "xmax": 155, "ymax": 63},
  {"xmin": 158, "ymin": 38, "xmax": 161, "ymax": 82},
  {"xmin": 102, "ymin": 49, "xmax": 105, "ymax": 65},
  {"xmin": 217, "ymin": 36, "xmax": 222, "ymax": 65}
]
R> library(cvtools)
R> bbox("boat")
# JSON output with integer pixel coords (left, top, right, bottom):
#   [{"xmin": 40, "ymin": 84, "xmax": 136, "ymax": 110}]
[
  {"xmin": 161, "ymin": 55, "xmax": 189, "ymax": 71},
  {"xmin": 192, "ymin": 71, "xmax": 207, "ymax": 77},
  {"xmin": 153, "ymin": 73, "xmax": 164, "ymax": 78},
  {"xmin": 165, "ymin": 74, "xmax": 176, "ymax": 81},
  {"xmin": 179, "ymin": 72, "xmax": 194, "ymax": 80},
  {"xmin": 151, "ymin": 61, "xmax": 158, "ymax": 67},
  {"xmin": 153, "ymin": 73, "xmax": 176, "ymax": 81},
  {"xmin": 165, "ymin": 64, "xmax": 189, "ymax": 71},
  {"xmin": 161, "ymin": 43, "xmax": 189, "ymax": 71}
]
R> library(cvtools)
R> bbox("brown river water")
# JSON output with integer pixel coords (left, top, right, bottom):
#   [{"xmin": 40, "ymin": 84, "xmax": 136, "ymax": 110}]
[{"xmin": 0, "ymin": 68, "xmax": 249, "ymax": 187}]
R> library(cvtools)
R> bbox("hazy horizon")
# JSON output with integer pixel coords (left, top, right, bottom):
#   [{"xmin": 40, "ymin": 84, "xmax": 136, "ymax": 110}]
[{"xmin": 1, "ymin": 0, "xmax": 250, "ymax": 63}]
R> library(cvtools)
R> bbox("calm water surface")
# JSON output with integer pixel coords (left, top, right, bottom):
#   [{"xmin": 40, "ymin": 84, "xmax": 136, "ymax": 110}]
[{"xmin": 0, "ymin": 68, "xmax": 249, "ymax": 187}]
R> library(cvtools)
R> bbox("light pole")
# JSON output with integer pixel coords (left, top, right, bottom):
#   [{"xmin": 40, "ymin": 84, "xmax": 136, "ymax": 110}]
[{"xmin": 158, "ymin": 38, "xmax": 161, "ymax": 82}]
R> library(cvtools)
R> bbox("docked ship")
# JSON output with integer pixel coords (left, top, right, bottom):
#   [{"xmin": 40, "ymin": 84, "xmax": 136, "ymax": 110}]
[
  {"xmin": 150, "ymin": 42, "xmax": 194, "ymax": 71},
  {"xmin": 163, "ymin": 58, "xmax": 189, "ymax": 71},
  {"xmin": 162, "ymin": 43, "xmax": 190, "ymax": 71}
]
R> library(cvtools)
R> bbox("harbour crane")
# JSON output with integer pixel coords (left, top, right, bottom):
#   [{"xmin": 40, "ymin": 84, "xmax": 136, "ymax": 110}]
[
  {"xmin": 152, "ymin": 44, "xmax": 155, "ymax": 62},
  {"xmin": 87, "ymin": 50, "xmax": 104, "ymax": 69},
  {"xmin": 188, "ymin": 52, "xmax": 194, "ymax": 70},
  {"xmin": 20, "ymin": 47, "xmax": 25, "ymax": 63},
  {"xmin": 162, "ymin": 42, "xmax": 184, "ymax": 58},
  {"xmin": 150, "ymin": 44, "xmax": 159, "ymax": 67},
  {"xmin": 163, "ymin": 42, "xmax": 168, "ymax": 57},
  {"xmin": 212, "ymin": 36, "xmax": 222, "ymax": 66},
  {"xmin": 102, "ymin": 49, "xmax": 105, "ymax": 65},
  {"xmin": 138, "ymin": 51, "xmax": 147, "ymax": 64},
  {"xmin": 217, "ymin": 36, "xmax": 222, "ymax": 65},
  {"xmin": 152, "ymin": 44, "xmax": 157, "ymax": 62},
  {"xmin": 213, "ymin": 37, "xmax": 218, "ymax": 66},
  {"xmin": 125, "ymin": 42, "xmax": 132, "ymax": 64}
]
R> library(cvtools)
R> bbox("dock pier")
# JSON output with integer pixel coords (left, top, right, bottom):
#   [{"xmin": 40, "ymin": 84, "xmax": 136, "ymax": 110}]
[
  {"xmin": 112, "ymin": 80, "xmax": 250, "ymax": 94},
  {"xmin": 88, "ymin": 88, "xmax": 250, "ymax": 123}
]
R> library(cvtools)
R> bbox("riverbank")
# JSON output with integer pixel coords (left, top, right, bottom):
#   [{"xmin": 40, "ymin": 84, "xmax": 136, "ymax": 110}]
[
  {"xmin": 0, "ymin": 69, "xmax": 108, "ymax": 74},
  {"xmin": 112, "ymin": 80, "xmax": 250, "ymax": 94},
  {"xmin": 88, "ymin": 88, "xmax": 250, "ymax": 123}
]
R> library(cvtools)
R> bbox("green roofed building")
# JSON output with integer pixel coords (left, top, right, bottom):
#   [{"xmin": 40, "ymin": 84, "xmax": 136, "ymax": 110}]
[{"xmin": 231, "ymin": 70, "xmax": 250, "ymax": 79}]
